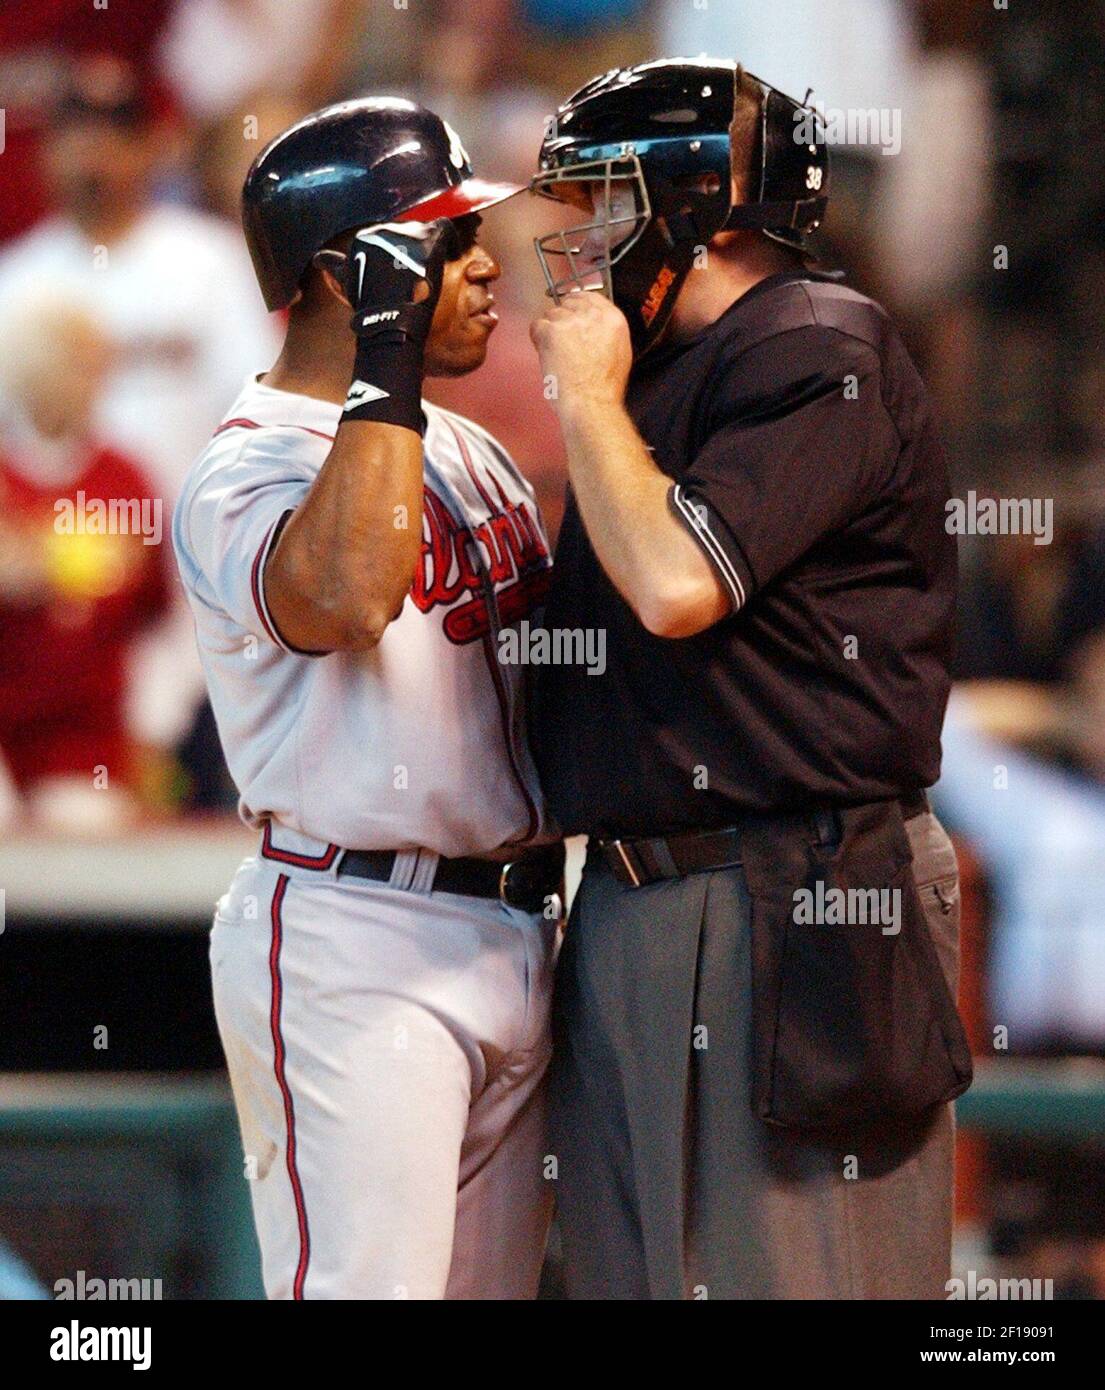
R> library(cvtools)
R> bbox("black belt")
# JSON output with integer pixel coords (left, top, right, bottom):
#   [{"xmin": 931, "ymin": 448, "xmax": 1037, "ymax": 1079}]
[
  {"xmin": 598, "ymin": 792, "xmax": 930, "ymax": 889},
  {"xmin": 337, "ymin": 841, "xmax": 565, "ymax": 912}
]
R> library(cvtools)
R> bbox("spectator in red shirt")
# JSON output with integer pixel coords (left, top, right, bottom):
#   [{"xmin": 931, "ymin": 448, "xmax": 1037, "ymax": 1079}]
[{"xmin": 0, "ymin": 297, "xmax": 169, "ymax": 830}]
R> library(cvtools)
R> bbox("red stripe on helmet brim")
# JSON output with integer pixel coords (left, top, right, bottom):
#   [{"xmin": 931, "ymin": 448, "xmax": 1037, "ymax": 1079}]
[{"xmin": 398, "ymin": 178, "xmax": 523, "ymax": 223}]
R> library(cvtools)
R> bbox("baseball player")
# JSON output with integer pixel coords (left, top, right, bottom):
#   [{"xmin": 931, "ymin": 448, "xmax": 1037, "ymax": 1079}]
[
  {"xmin": 172, "ymin": 98, "xmax": 563, "ymax": 1300},
  {"xmin": 528, "ymin": 59, "xmax": 972, "ymax": 1299}
]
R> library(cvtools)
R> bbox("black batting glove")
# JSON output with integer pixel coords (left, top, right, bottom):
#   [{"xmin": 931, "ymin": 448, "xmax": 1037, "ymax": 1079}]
[
  {"xmin": 317, "ymin": 218, "xmax": 460, "ymax": 433},
  {"xmin": 349, "ymin": 218, "xmax": 458, "ymax": 345},
  {"xmin": 319, "ymin": 218, "xmax": 459, "ymax": 344}
]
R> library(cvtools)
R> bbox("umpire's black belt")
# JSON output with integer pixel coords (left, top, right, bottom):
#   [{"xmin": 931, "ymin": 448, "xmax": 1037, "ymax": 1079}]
[
  {"xmin": 337, "ymin": 841, "xmax": 565, "ymax": 912},
  {"xmin": 597, "ymin": 791, "xmax": 929, "ymax": 889}
]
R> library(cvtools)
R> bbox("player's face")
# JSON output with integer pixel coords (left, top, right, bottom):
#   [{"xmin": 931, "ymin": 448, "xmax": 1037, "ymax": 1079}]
[{"xmin": 424, "ymin": 216, "xmax": 501, "ymax": 378}]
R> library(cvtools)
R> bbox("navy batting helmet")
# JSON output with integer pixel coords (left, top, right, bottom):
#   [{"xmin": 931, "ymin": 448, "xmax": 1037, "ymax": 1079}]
[
  {"xmin": 532, "ymin": 58, "xmax": 830, "ymax": 356},
  {"xmin": 243, "ymin": 97, "xmax": 521, "ymax": 311}
]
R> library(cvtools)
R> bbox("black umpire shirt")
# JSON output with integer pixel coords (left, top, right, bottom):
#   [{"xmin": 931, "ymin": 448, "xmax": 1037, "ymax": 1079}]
[{"xmin": 531, "ymin": 271, "xmax": 957, "ymax": 837}]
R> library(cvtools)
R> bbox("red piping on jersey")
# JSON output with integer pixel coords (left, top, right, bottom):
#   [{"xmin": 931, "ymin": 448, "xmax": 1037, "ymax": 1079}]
[
  {"xmin": 487, "ymin": 468, "xmax": 512, "ymax": 512},
  {"xmin": 443, "ymin": 421, "xmax": 540, "ymax": 841},
  {"xmin": 250, "ymin": 519, "xmax": 282, "ymax": 647},
  {"xmin": 448, "ymin": 419, "xmax": 532, "ymax": 558},
  {"xmin": 480, "ymin": 628, "xmax": 539, "ymax": 844},
  {"xmin": 249, "ymin": 510, "xmax": 333, "ymax": 659},
  {"xmin": 269, "ymin": 874, "xmax": 311, "ymax": 1300},
  {"xmin": 260, "ymin": 821, "xmax": 340, "ymax": 869},
  {"xmin": 213, "ymin": 416, "xmax": 335, "ymax": 443},
  {"xmin": 446, "ymin": 419, "xmax": 498, "ymax": 516}
]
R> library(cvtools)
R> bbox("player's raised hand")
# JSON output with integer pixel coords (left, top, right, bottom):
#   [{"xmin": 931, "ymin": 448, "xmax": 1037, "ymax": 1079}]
[
  {"xmin": 315, "ymin": 218, "xmax": 459, "ymax": 344},
  {"xmin": 530, "ymin": 289, "xmax": 632, "ymax": 413}
]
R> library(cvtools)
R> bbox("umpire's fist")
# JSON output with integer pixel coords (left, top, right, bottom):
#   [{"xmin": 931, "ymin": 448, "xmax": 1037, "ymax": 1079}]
[{"xmin": 530, "ymin": 290, "xmax": 632, "ymax": 413}]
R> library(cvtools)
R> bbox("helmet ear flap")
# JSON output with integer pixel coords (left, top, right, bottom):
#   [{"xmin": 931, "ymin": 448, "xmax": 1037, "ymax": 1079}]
[{"xmin": 722, "ymin": 76, "xmax": 829, "ymax": 249}]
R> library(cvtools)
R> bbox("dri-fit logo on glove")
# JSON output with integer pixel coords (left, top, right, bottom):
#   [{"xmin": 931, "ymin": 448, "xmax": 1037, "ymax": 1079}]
[{"xmin": 413, "ymin": 483, "xmax": 550, "ymax": 645}]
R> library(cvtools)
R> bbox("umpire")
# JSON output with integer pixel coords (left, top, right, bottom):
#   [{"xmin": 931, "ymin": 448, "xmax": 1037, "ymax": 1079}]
[{"xmin": 528, "ymin": 58, "xmax": 973, "ymax": 1300}]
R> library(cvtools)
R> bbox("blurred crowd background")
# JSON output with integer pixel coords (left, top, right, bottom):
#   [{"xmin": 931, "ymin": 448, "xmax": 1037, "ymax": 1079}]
[{"xmin": 1, "ymin": 0, "xmax": 1104, "ymax": 1300}]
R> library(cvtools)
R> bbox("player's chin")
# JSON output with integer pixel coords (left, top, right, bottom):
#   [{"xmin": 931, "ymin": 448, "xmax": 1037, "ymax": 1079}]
[{"xmin": 427, "ymin": 321, "xmax": 493, "ymax": 377}]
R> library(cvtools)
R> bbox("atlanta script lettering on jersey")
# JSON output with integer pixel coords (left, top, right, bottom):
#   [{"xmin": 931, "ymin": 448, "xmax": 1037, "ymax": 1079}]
[{"xmin": 415, "ymin": 482, "xmax": 551, "ymax": 645}]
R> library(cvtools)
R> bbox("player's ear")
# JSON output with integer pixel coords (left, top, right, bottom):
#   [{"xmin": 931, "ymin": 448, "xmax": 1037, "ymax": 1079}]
[
  {"xmin": 303, "ymin": 252, "xmax": 350, "ymax": 315},
  {"xmin": 311, "ymin": 249, "xmax": 351, "ymax": 308}
]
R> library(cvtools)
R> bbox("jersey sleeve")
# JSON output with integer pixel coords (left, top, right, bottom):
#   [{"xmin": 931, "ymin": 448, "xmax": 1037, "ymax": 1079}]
[
  {"xmin": 668, "ymin": 328, "xmax": 900, "ymax": 611},
  {"xmin": 173, "ymin": 439, "xmax": 317, "ymax": 654}
]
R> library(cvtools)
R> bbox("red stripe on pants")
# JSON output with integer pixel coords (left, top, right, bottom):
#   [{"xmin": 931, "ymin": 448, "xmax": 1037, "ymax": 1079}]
[{"xmin": 269, "ymin": 874, "xmax": 311, "ymax": 1299}]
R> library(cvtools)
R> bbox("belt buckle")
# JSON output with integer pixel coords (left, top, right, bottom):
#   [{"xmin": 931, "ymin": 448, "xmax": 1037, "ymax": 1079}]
[
  {"xmin": 501, "ymin": 860, "xmax": 545, "ymax": 913},
  {"xmin": 609, "ymin": 839, "xmax": 642, "ymax": 888},
  {"xmin": 498, "ymin": 862, "xmax": 516, "ymax": 906},
  {"xmin": 500, "ymin": 857, "xmax": 560, "ymax": 913}
]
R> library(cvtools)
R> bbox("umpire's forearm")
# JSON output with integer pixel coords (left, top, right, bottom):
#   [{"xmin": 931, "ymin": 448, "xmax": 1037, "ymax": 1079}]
[
  {"xmin": 557, "ymin": 397, "xmax": 730, "ymax": 638},
  {"xmin": 265, "ymin": 420, "xmax": 424, "ymax": 652}
]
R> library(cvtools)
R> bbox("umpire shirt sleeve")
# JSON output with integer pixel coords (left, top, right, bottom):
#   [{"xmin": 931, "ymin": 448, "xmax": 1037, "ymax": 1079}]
[{"xmin": 668, "ymin": 328, "xmax": 900, "ymax": 612}]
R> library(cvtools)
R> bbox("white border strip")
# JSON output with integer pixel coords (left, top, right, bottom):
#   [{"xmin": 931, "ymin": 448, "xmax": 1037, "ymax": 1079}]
[{"xmin": 670, "ymin": 484, "xmax": 746, "ymax": 609}]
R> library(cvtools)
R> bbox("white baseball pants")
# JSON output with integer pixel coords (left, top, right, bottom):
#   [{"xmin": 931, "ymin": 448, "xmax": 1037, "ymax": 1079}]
[{"xmin": 209, "ymin": 840, "xmax": 557, "ymax": 1300}]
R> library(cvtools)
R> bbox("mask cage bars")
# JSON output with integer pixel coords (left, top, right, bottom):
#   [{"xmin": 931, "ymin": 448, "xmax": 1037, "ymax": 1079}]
[{"xmin": 531, "ymin": 154, "xmax": 653, "ymax": 302}]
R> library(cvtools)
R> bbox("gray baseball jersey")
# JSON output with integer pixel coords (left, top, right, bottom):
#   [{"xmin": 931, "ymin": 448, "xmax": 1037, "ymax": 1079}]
[{"xmin": 172, "ymin": 376, "xmax": 552, "ymax": 856}]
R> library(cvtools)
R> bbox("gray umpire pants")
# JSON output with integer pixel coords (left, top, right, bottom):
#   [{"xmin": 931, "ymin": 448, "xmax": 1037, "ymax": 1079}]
[{"xmin": 548, "ymin": 810, "xmax": 961, "ymax": 1300}]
